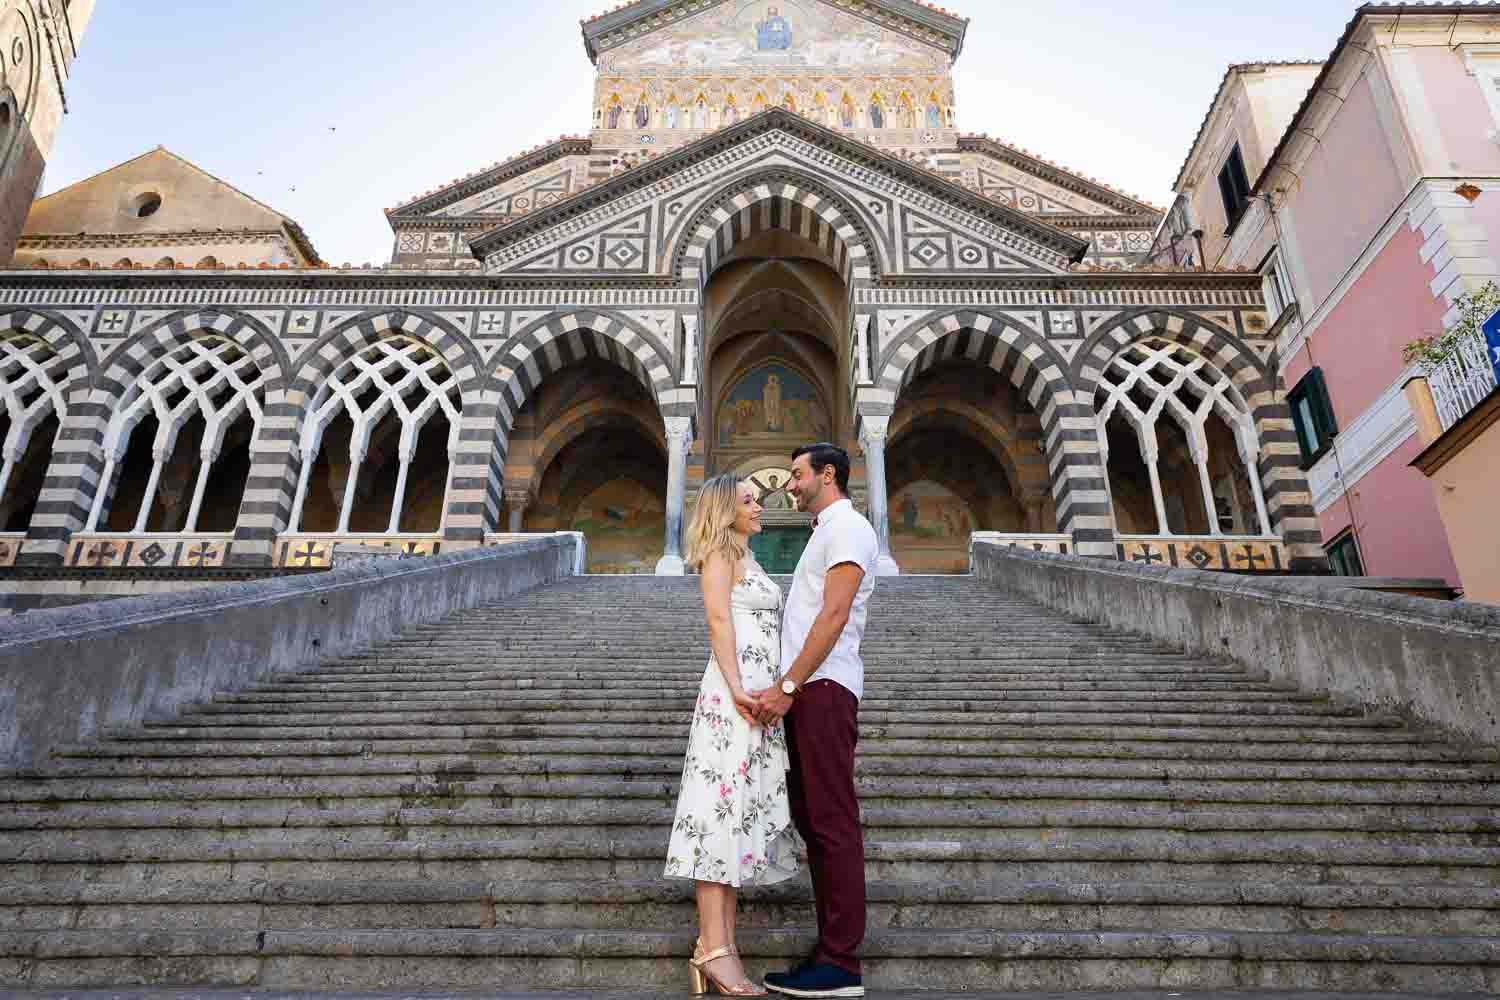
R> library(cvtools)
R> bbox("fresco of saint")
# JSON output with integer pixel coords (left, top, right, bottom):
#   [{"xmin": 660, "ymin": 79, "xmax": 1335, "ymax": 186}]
[{"xmin": 756, "ymin": 7, "xmax": 792, "ymax": 51}]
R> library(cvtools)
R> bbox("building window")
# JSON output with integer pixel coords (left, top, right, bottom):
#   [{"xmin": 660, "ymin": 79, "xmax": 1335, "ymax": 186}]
[
  {"xmin": 1287, "ymin": 367, "xmax": 1338, "ymax": 466},
  {"xmin": 1261, "ymin": 251, "xmax": 1296, "ymax": 323},
  {"xmin": 1327, "ymin": 529, "xmax": 1365, "ymax": 577},
  {"xmin": 1217, "ymin": 144, "xmax": 1252, "ymax": 231}
]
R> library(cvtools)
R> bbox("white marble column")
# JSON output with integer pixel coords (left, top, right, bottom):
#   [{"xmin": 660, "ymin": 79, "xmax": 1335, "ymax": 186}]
[
  {"xmin": 505, "ymin": 487, "xmax": 531, "ymax": 533},
  {"xmin": 655, "ymin": 416, "xmax": 695, "ymax": 576},
  {"xmin": 858, "ymin": 416, "xmax": 901, "ymax": 577}
]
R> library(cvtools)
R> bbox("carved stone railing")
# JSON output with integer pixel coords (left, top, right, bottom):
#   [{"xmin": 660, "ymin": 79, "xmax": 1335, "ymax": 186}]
[
  {"xmin": 61, "ymin": 533, "xmax": 237, "ymax": 570},
  {"xmin": 1114, "ymin": 534, "xmax": 1290, "ymax": 573},
  {"xmin": 274, "ymin": 533, "xmax": 448, "ymax": 570},
  {"xmin": 969, "ymin": 532, "xmax": 1290, "ymax": 575}
]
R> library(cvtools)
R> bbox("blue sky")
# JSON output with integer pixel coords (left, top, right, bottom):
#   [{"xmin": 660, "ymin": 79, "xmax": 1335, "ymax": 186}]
[{"xmin": 47, "ymin": 1, "xmax": 1356, "ymax": 265}]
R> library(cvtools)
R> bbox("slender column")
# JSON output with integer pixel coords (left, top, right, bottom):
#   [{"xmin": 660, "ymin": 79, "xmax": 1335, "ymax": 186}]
[
  {"xmin": 182, "ymin": 446, "xmax": 220, "ymax": 533},
  {"xmin": 386, "ymin": 451, "xmax": 414, "ymax": 535},
  {"xmin": 336, "ymin": 446, "xmax": 366, "ymax": 535},
  {"xmin": 132, "ymin": 454, "xmax": 167, "ymax": 534},
  {"xmin": 1240, "ymin": 437, "xmax": 1274, "ymax": 537},
  {"xmin": 858, "ymin": 416, "xmax": 901, "ymax": 577},
  {"xmin": 655, "ymin": 416, "xmax": 694, "ymax": 576},
  {"xmin": 505, "ymin": 487, "xmax": 532, "ymax": 533},
  {"xmin": 1193, "ymin": 446, "xmax": 1222, "ymax": 536},
  {"xmin": 0, "ymin": 449, "xmax": 18, "ymax": 510},
  {"xmin": 85, "ymin": 456, "xmax": 118, "ymax": 532},
  {"xmin": 1143, "ymin": 444, "xmax": 1170, "ymax": 536}
]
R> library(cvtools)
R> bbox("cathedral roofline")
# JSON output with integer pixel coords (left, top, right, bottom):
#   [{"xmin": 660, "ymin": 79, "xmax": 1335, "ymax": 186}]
[
  {"xmin": 385, "ymin": 137, "xmax": 594, "ymax": 221},
  {"xmin": 580, "ymin": 0, "xmax": 969, "ymax": 65},
  {"xmin": 956, "ymin": 136, "xmax": 1165, "ymax": 218},
  {"xmin": 469, "ymin": 108, "xmax": 1090, "ymax": 266}
]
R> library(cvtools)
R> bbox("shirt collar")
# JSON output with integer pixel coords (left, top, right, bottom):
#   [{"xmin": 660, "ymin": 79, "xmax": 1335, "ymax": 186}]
[{"xmin": 812, "ymin": 497, "xmax": 852, "ymax": 531}]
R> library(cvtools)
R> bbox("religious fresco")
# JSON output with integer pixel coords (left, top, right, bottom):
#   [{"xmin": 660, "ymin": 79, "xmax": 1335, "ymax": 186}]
[
  {"xmin": 890, "ymin": 480, "xmax": 977, "ymax": 575},
  {"xmin": 599, "ymin": 0, "xmax": 948, "ymax": 74},
  {"xmin": 569, "ymin": 478, "xmax": 665, "ymax": 575},
  {"xmin": 716, "ymin": 364, "xmax": 830, "ymax": 451}
]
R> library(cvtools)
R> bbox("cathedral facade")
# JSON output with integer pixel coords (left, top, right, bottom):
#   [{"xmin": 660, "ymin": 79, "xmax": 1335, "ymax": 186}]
[{"xmin": 0, "ymin": 0, "xmax": 1320, "ymax": 606}]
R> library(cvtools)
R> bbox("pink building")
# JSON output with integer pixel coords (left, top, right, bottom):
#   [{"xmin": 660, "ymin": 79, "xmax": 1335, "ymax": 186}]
[{"xmin": 1155, "ymin": 3, "xmax": 1500, "ymax": 590}]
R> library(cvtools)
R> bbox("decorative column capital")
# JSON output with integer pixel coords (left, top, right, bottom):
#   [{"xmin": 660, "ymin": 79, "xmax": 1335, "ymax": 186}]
[
  {"xmin": 504, "ymin": 486, "xmax": 534, "ymax": 508},
  {"xmin": 664, "ymin": 415, "xmax": 696, "ymax": 451},
  {"xmin": 857, "ymin": 415, "xmax": 890, "ymax": 452}
]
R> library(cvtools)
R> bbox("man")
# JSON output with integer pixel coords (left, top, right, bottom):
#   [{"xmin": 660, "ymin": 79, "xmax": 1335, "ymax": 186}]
[{"xmin": 754, "ymin": 443, "xmax": 878, "ymax": 999}]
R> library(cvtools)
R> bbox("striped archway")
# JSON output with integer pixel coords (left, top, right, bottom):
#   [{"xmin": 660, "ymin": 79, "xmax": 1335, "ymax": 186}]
[{"xmin": 875, "ymin": 309, "xmax": 1110, "ymax": 552}]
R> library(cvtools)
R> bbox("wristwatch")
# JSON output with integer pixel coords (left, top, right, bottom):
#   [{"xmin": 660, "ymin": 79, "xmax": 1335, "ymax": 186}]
[{"xmin": 780, "ymin": 678, "xmax": 799, "ymax": 697}]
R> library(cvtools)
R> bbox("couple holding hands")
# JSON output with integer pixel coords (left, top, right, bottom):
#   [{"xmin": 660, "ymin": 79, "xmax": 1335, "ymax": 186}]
[{"xmin": 664, "ymin": 443, "xmax": 878, "ymax": 999}]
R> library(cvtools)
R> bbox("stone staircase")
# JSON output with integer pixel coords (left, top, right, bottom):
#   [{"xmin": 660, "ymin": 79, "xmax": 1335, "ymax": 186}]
[{"xmin": 1, "ymin": 575, "xmax": 1498, "ymax": 992}]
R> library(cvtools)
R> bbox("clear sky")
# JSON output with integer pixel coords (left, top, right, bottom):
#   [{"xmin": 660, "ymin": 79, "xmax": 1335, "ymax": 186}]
[{"xmin": 45, "ymin": 1, "xmax": 1357, "ymax": 265}]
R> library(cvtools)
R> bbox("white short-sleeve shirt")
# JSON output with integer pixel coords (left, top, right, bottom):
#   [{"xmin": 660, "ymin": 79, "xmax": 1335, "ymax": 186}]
[{"xmin": 780, "ymin": 498, "xmax": 879, "ymax": 702}]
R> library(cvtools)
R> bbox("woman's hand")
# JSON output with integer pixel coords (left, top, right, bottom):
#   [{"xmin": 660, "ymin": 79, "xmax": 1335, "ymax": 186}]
[{"xmin": 731, "ymin": 688, "xmax": 761, "ymax": 725}]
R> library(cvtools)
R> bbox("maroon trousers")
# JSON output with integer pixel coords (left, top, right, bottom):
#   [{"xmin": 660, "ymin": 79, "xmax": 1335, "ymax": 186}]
[{"xmin": 784, "ymin": 679, "xmax": 866, "ymax": 977}]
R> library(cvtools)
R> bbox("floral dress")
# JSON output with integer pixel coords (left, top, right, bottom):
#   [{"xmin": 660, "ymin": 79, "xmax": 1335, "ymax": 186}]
[{"xmin": 665, "ymin": 557, "xmax": 798, "ymax": 888}]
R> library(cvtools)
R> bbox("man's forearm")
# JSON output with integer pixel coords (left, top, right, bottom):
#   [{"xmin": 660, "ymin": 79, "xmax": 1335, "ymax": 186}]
[{"xmin": 786, "ymin": 610, "xmax": 848, "ymax": 687}]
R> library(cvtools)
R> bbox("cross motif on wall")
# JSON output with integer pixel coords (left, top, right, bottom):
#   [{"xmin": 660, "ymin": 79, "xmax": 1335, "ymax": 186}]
[
  {"xmin": 479, "ymin": 314, "xmax": 505, "ymax": 334},
  {"xmin": 1131, "ymin": 546, "xmax": 1164, "ymax": 566},
  {"xmin": 99, "ymin": 312, "xmax": 127, "ymax": 333},
  {"xmin": 1234, "ymin": 545, "xmax": 1268, "ymax": 570},
  {"xmin": 291, "ymin": 542, "xmax": 327, "ymax": 568},
  {"xmin": 85, "ymin": 542, "xmax": 119, "ymax": 567},
  {"xmin": 185, "ymin": 543, "xmax": 220, "ymax": 568}
]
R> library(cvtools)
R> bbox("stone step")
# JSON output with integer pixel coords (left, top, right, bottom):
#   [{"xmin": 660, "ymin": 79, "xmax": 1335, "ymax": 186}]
[
  {"xmin": 102, "ymin": 716, "xmax": 1410, "ymax": 746},
  {"xmin": 5, "ymin": 800, "xmax": 1496, "ymax": 841},
  {"xmin": 147, "ymin": 701, "xmax": 1374, "ymax": 728},
  {"xmin": 20, "ymin": 752, "xmax": 1500, "ymax": 783},
  {"xmin": 8, "ymin": 835, "xmax": 1499, "ymax": 887},
  {"xmin": 259, "ymin": 666, "xmax": 1259, "ymax": 684},
  {"xmin": 2, "ymin": 926, "xmax": 1498, "ymax": 992},
  {"xmin": 6, "ymin": 772, "xmax": 1496, "ymax": 809},
  {"xmin": 5, "ymin": 878, "xmax": 1498, "ymax": 937},
  {"xmin": 213, "ymin": 679, "xmax": 1297, "ymax": 702}
]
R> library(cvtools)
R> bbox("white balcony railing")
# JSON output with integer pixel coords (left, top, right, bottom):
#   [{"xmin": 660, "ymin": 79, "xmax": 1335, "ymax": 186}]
[{"xmin": 1429, "ymin": 330, "xmax": 1499, "ymax": 431}]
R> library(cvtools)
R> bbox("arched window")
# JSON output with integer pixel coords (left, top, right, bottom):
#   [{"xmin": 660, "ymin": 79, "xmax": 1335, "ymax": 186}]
[
  {"xmin": 1095, "ymin": 338, "xmax": 1272, "ymax": 539},
  {"xmin": 115, "ymin": 258, "xmax": 135, "ymax": 269},
  {"xmin": 156, "ymin": 257, "xmax": 176, "ymax": 269},
  {"xmin": 288, "ymin": 337, "xmax": 462, "ymax": 535},
  {"xmin": 73, "ymin": 258, "xmax": 92, "ymax": 269},
  {"xmin": 87, "ymin": 337, "xmax": 266, "ymax": 535},
  {"xmin": 0, "ymin": 333, "xmax": 68, "ymax": 531},
  {"xmin": 197, "ymin": 256, "xmax": 220, "ymax": 269}
]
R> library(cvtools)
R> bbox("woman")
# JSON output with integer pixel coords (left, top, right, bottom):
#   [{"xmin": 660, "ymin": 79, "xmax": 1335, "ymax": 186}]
[{"xmin": 666, "ymin": 474, "xmax": 797, "ymax": 996}]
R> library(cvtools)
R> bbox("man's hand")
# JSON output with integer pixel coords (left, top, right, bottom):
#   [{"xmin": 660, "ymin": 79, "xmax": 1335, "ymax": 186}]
[{"xmin": 753, "ymin": 687, "xmax": 795, "ymax": 726}]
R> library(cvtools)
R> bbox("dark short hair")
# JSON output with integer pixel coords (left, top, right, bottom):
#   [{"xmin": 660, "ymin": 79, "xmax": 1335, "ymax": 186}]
[{"xmin": 792, "ymin": 442, "xmax": 850, "ymax": 494}]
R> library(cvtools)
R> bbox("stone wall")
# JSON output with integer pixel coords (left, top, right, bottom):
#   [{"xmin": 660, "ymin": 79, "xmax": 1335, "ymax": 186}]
[
  {"xmin": 0, "ymin": 533, "xmax": 582, "ymax": 770},
  {"xmin": 972, "ymin": 539, "xmax": 1500, "ymax": 746}
]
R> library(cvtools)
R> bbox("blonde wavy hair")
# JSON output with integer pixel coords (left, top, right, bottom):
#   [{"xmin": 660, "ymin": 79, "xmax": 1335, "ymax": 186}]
[{"xmin": 687, "ymin": 472, "xmax": 749, "ymax": 571}]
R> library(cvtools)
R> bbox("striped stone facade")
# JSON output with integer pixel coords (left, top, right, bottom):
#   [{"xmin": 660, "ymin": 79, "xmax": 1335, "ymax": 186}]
[{"xmin": 0, "ymin": 114, "xmax": 1324, "ymax": 581}]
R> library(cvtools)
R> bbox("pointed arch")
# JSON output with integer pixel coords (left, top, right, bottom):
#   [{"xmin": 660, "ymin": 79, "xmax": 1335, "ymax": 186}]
[
  {"xmin": 1078, "ymin": 308, "xmax": 1319, "ymax": 565},
  {"xmin": 672, "ymin": 168, "xmax": 884, "ymax": 289},
  {"xmin": 81, "ymin": 311, "xmax": 284, "ymax": 539},
  {"xmin": 876, "ymin": 308, "xmax": 1109, "ymax": 550}
]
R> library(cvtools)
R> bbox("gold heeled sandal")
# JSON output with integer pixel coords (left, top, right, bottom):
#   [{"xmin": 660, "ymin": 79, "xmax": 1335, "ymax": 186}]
[{"xmin": 689, "ymin": 944, "xmax": 766, "ymax": 997}]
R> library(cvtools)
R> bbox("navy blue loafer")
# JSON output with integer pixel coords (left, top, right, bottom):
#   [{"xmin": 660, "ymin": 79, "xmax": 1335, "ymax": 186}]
[{"xmin": 763, "ymin": 962, "xmax": 864, "ymax": 998}]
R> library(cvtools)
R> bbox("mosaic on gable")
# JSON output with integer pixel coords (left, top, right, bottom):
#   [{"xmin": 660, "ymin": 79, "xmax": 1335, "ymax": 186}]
[{"xmin": 598, "ymin": 1, "xmax": 948, "ymax": 74}]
